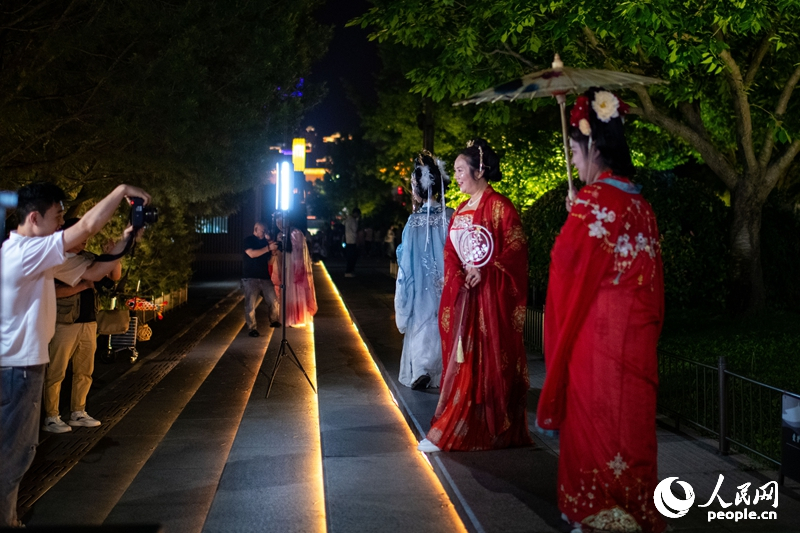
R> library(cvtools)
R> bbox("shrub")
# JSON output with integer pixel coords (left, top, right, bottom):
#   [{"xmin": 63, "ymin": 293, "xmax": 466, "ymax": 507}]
[
  {"xmin": 637, "ymin": 170, "xmax": 729, "ymax": 309},
  {"xmin": 521, "ymin": 182, "xmax": 569, "ymax": 306},
  {"xmin": 522, "ymin": 171, "xmax": 730, "ymax": 309},
  {"xmin": 761, "ymin": 192, "xmax": 800, "ymax": 311}
]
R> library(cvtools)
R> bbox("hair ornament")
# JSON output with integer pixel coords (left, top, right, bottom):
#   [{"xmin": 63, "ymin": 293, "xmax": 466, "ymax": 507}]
[
  {"xmin": 419, "ymin": 165, "xmax": 433, "ymax": 190},
  {"xmin": 570, "ymin": 91, "xmax": 630, "ymax": 137},
  {"xmin": 592, "ymin": 90, "xmax": 627, "ymax": 122},
  {"xmin": 435, "ymin": 157, "xmax": 449, "ymax": 183},
  {"xmin": 570, "ymin": 95, "xmax": 592, "ymax": 136}
]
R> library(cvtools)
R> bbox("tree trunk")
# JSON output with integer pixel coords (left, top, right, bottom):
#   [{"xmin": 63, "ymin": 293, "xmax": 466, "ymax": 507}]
[{"xmin": 728, "ymin": 178, "xmax": 767, "ymax": 314}]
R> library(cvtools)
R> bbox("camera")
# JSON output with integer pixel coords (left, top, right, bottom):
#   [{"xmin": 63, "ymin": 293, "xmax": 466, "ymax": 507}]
[{"xmin": 130, "ymin": 197, "xmax": 158, "ymax": 229}]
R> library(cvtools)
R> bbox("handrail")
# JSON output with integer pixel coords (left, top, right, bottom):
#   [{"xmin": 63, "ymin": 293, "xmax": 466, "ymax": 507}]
[{"xmin": 522, "ymin": 305, "xmax": 800, "ymax": 478}]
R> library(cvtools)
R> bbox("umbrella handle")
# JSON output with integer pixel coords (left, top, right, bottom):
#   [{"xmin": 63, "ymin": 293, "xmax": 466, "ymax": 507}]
[{"xmin": 558, "ymin": 97, "xmax": 576, "ymax": 202}]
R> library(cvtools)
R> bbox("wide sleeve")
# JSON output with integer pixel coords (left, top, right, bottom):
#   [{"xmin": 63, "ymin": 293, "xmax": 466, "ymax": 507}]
[
  {"xmin": 484, "ymin": 195, "xmax": 528, "ymax": 300},
  {"xmin": 537, "ymin": 187, "xmax": 617, "ymax": 430},
  {"xmin": 394, "ymin": 222, "xmax": 414, "ymax": 333}
]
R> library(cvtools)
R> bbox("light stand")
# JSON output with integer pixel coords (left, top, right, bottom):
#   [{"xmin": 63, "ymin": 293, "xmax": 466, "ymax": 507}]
[{"xmin": 264, "ymin": 162, "xmax": 316, "ymax": 398}]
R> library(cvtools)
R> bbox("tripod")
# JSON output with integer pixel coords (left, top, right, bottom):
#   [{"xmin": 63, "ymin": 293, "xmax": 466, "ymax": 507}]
[{"xmin": 265, "ymin": 223, "xmax": 317, "ymax": 398}]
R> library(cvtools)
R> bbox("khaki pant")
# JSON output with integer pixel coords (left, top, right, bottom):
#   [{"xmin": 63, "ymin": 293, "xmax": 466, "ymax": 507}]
[{"xmin": 44, "ymin": 322, "xmax": 97, "ymax": 417}]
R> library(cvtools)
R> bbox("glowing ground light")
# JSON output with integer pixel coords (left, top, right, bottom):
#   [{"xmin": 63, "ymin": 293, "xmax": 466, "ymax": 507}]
[{"xmin": 317, "ymin": 262, "xmax": 468, "ymax": 533}]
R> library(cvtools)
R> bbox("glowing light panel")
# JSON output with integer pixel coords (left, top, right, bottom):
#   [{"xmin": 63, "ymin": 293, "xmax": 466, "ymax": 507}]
[
  {"xmin": 277, "ymin": 161, "xmax": 293, "ymax": 211},
  {"xmin": 292, "ymin": 138, "xmax": 306, "ymax": 171}
]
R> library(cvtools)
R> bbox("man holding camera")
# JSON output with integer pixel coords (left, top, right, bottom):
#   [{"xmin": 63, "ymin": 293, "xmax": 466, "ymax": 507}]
[
  {"xmin": 242, "ymin": 221, "xmax": 280, "ymax": 337},
  {"xmin": 0, "ymin": 182, "xmax": 150, "ymax": 528},
  {"xmin": 41, "ymin": 217, "xmax": 132, "ymax": 434}
]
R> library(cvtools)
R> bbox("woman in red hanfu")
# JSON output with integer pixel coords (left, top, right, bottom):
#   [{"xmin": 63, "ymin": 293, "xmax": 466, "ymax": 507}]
[
  {"xmin": 537, "ymin": 88, "xmax": 666, "ymax": 533},
  {"xmin": 417, "ymin": 138, "xmax": 532, "ymax": 453}
]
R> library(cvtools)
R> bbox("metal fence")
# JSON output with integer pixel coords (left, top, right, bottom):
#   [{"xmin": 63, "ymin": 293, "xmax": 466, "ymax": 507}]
[
  {"xmin": 657, "ymin": 351, "xmax": 800, "ymax": 468},
  {"xmin": 523, "ymin": 306, "xmax": 544, "ymax": 354},
  {"xmin": 657, "ymin": 351, "xmax": 721, "ymax": 436},
  {"xmin": 522, "ymin": 306, "xmax": 800, "ymax": 474},
  {"xmin": 135, "ymin": 285, "xmax": 189, "ymax": 323}
]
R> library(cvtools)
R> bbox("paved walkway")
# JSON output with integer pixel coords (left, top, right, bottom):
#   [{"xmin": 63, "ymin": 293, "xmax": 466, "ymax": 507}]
[
  {"xmin": 329, "ymin": 256, "xmax": 800, "ymax": 533},
  {"xmin": 15, "ymin": 258, "xmax": 800, "ymax": 533}
]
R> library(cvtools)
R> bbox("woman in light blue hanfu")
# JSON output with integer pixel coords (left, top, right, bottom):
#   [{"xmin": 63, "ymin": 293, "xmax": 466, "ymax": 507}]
[{"xmin": 395, "ymin": 152, "xmax": 453, "ymax": 390}]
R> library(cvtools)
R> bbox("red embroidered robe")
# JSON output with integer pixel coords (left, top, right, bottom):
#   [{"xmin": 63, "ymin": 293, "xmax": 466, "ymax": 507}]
[
  {"xmin": 428, "ymin": 187, "xmax": 532, "ymax": 451},
  {"xmin": 537, "ymin": 177, "xmax": 666, "ymax": 532}
]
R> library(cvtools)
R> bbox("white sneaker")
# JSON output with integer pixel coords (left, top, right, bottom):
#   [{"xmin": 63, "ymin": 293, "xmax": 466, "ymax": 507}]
[
  {"xmin": 417, "ymin": 438, "xmax": 441, "ymax": 453},
  {"xmin": 42, "ymin": 415, "xmax": 72, "ymax": 433},
  {"xmin": 68, "ymin": 410, "xmax": 101, "ymax": 427}
]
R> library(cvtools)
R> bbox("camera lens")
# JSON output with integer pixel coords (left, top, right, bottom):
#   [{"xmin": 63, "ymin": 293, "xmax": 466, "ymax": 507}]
[{"xmin": 143, "ymin": 207, "xmax": 159, "ymax": 225}]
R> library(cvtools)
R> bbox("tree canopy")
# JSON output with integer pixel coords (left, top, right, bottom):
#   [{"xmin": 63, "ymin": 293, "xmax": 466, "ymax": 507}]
[
  {"xmin": 1, "ymin": 0, "xmax": 328, "ymax": 201},
  {"xmin": 1, "ymin": 0, "xmax": 330, "ymax": 291},
  {"xmin": 354, "ymin": 0, "xmax": 800, "ymax": 312}
]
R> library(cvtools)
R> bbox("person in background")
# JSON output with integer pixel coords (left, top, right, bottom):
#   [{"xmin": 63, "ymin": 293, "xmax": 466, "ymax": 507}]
[
  {"xmin": 242, "ymin": 221, "xmax": 280, "ymax": 337},
  {"xmin": 273, "ymin": 214, "xmax": 317, "ymax": 327},
  {"xmin": 42, "ymin": 217, "xmax": 129, "ymax": 433},
  {"xmin": 394, "ymin": 152, "xmax": 453, "ymax": 390},
  {"xmin": 1, "ymin": 182, "xmax": 150, "ymax": 528},
  {"xmin": 344, "ymin": 208, "xmax": 360, "ymax": 278},
  {"xmin": 537, "ymin": 88, "xmax": 665, "ymax": 533},
  {"xmin": 384, "ymin": 225, "xmax": 396, "ymax": 261},
  {"xmin": 417, "ymin": 138, "xmax": 531, "ymax": 453}
]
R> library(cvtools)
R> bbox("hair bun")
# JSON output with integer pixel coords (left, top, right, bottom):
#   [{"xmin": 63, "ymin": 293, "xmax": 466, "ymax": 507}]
[{"xmin": 462, "ymin": 138, "xmax": 502, "ymax": 182}]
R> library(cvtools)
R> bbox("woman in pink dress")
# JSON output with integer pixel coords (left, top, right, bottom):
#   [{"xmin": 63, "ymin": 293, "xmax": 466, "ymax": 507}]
[{"xmin": 272, "ymin": 214, "xmax": 317, "ymax": 327}]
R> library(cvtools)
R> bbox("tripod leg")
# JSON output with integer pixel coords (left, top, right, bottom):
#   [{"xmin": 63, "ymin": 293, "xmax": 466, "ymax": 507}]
[
  {"xmin": 265, "ymin": 341, "xmax": 287, "ymax": 398},
  {"xmin": 284, "ymin": 342, "xmax": 317, "ymax": 393}
]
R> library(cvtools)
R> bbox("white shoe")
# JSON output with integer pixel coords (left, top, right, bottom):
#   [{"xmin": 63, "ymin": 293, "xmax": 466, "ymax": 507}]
[
  {"xmin": 42, "ymin": 415, "xmax": 72, "ymax": 433},
  {"xmin": 417, "ymin": 438, "xmax": 441, "ymax": 453},
  {"xmin": 562, "ymin": 513, "xmax": 583, "ymax": 532},
  {"xmin": 68, "ymin": 410, "xmax": 101, "ymax": 427}
]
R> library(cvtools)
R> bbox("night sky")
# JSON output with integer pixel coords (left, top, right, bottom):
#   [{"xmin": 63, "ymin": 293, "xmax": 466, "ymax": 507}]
[{"xmin": 302, "ymin": 0, "xmax": 379, "ymax": 137}]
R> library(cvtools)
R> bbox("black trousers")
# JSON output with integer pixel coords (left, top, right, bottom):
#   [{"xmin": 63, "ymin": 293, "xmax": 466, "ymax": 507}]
[{"xmin": 345, "ymin": 243, "xmax": 359, "ymax": 273}]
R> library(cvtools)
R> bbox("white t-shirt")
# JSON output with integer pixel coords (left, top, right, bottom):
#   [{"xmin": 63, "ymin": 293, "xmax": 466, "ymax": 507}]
[
  {"xmin": 53, "ymin": 252, "xmax": 92, "ymax": 287},
  {"xmin": 1, "ymin": 231, "xmax": 66, "ymax": 367}
]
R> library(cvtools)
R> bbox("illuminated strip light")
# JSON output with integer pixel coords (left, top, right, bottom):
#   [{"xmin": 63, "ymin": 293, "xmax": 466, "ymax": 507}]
[
  {"xmin": 317, "ymin": 262, "xmax": 469, "ymax": 533},
  {"xmin": 306, "ymin": 317, "xmax": 327, "ymax": 533}
]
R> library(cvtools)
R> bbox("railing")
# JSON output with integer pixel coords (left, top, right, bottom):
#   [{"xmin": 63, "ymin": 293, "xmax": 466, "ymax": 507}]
[
  {"xmin": 657, "ymin": 351, "xmax": 721, "ymax": 436},
  {"xmin": 523, "ymin": 306, "xmax": 544, "ymax": 354},
  {"xmin": 522, "ymin": 306, "xmax": 800, "ymax": 477},
  {"xmin": 657, "ymin": 351, "xmax": 800, "ymax": 469},
  {"xmin": 135, "ymin": 285, "xmax": 189, "ymax": 323}
]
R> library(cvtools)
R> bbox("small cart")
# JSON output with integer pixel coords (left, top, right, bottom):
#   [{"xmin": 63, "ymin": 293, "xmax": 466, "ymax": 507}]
[{"xmin": 106, "ymin": 315, "xmax": 139, "ymax": 363}]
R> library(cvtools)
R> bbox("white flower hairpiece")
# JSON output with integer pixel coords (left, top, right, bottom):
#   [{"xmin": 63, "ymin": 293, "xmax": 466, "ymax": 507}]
[{"xmin": 592, "ymin": 91, "xmax": 621, "ymax": 123}]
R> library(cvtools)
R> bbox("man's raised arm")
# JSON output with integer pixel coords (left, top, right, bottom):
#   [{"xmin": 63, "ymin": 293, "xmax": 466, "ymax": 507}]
[{"xmin": 63, "ymin": 185, "xmax": 150, "ymax": 251}]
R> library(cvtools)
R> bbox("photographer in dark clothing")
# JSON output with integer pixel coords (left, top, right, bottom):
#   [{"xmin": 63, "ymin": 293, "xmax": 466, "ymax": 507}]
[{"xmin": 242, "ymin": 221, "xmax": 280, "ymax": 337}]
